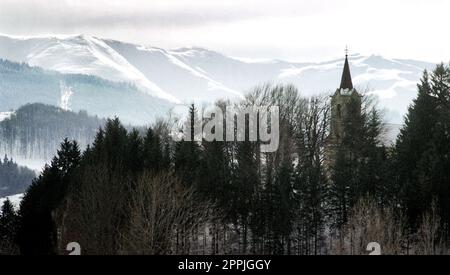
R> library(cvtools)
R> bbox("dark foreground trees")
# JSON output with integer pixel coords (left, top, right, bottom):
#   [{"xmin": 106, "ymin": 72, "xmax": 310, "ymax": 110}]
[
  {"xmin": 18, "ymin": 139, "xmax": 81, "ymax": 254},
  {"xmin": 10, "ymin": 64, "xmax": 450, "ymax": 254},
  {"xmin": 0, "ymin": 199, "xmax": 19, "ymax": 254},
  {"xmin": 395, "ymin": 63, "xmax": 450, "ymax": 242},
  {"xmin": 122, "ymin": 172, "xmax": 214, "ymax": 255}
]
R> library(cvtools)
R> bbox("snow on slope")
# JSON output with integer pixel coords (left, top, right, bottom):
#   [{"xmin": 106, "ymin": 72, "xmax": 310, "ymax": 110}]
[
  {"xmin": 0, "ymin": 111, "xmax": 13, "ymax": 122},
  {"xmin": 0, "ymin": 194, "xmax": 23, "ymax": 212},
  {"xmin": 0, "ymin": 34, "xmax": 179, "ymax": 103},
  {"xmin": 104, "ymin": 41, "xmax": 244, "ymax": 102},
  {"xmin": 0, "ymin": 34, "xmax": 437, "ymax": 123},
  {"xmin": 59, "ymin": 81, "xmax": 73, "ymax": 111},
  {"xmin": 163, "ymin": 48, "xmax": 242, "ymax": 98},
  {"xmin": 276, "ymin": 53, "xmax": 435, "ymax": 123}
]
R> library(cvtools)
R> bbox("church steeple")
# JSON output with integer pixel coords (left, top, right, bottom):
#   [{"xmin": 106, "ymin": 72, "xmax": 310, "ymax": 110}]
[
  {"xmin": 339, "ymin": 52, "xmax": 354, "ymax": 90},
  {"xmin": 325, "ymin": 48, "xmax": 362, "ymax": 171},
  {"xmin": 329, "ymin": 48, "xmax": 361, "ymax": 142}
]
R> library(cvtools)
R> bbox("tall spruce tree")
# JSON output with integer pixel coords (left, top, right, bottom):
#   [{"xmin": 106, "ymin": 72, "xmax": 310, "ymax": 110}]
[
  {"xmin": 395, "ymin": 66, "xmax": 447, "ymax": 228},
  {"xmin": 0, "ymin": 199, "xmax": 18, "ymax": 254},
  {"xmin": 174, "ymin": 104, "xmax": 201, "ymax": 188},
  {"xmin": 18, "ymin": 139, "xmax": 81, "ymax": 254},
  {"xmin": 143, "ymin": 127, "xmax": 165, "ymax": 172},
  {"xmin": 396, "ymin": 64, "xmax": 450, "ymax": 237}
]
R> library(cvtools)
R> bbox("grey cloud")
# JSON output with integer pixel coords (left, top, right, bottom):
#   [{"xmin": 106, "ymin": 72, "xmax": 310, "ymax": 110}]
[
  {"xmin": 0, "ymin": 9, "xmax": 255, "ymax": 31},
  {"xmin": 0, "ymin": 0, "xmax": 343, "ymax": 33}
]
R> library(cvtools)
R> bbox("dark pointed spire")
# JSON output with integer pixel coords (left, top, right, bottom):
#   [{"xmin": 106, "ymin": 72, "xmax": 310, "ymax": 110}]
[{"xmin": 339, "ymin": 51, "xmax": 354, "ymax": 90}]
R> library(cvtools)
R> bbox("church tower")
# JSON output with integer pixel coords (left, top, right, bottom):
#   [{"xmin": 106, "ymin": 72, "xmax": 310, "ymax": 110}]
[
  {"xmin": 329, "ymin": 53, "xmax": 361, "ymax": 144},
  {"xmin": 326, "ymin": 52, "xmax": 362, "ymax": 167}
]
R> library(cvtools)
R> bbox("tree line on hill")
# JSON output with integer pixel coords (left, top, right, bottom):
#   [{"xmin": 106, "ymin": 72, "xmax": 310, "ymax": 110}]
[
  {"xmin": 0, "ymin": 155, "xmax": 36, "ymax": 197},
  {"xmin": 0, "ymin": 103, "xmax": 105, "ymax": 161},
  {"xmin": 0, "ymin": 58, "xmax": 174, "ymax": 125},
  {"xmin": 1, "ymin": 63, "xmax": 449, "ymax": 255}
]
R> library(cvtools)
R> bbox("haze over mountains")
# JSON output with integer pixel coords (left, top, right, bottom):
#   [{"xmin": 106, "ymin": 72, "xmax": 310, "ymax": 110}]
[{"xmin": 0, "ymin": 34, "xmax": 437, "ymax": 125}]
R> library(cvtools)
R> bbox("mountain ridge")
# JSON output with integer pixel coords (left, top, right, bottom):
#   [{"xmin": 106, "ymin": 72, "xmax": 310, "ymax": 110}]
[
  {"xmin": 0, "ymin": 58, "xmax": 174, "ymax": 125},
  {"xmin": 0, "ymin": 33, "xmax": 438, "ymax": 123}
]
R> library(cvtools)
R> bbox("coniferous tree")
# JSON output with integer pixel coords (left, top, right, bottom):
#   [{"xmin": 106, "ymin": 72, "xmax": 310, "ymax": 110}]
[
  {"xmin": 174, "ymin": 104, "xmax": 201, "ymax": 188},
  {"xmin": 0, "ymin": 155, "xmax": 35, "ymax": 197},
  {"xmin": 126, "ymin": 129, "xmax": 144, "ymax": 176},
  {"xmin": 232, "ymin": 139, "xmax": 259, "ymax": 254},
  {"xmin": 329, "ymin": 96, "xmax": 364, "ymax": 227},
  {"xmin": 395, "ymin": 65, "xmax": 450, "ymax": 232},
  {"xmin": 358, "ymin": 108, "xmax": 390, "ymax": 202},
  {"xmin": 329, "ymin": 97, "xmax": 386, "ymax": 228},
  {"xmin": 271, "ymin": 158, "xmax": 295, "ymax": 254},
  {"xmin": 0, "ymin": 199, "xmax": 19, "ymax": 254},
  {"xmin": 143, "ymin": 127, "xmax": 164, "ymax": 172},
  {"xmin": 396, "ymin": 70, "xmax": 439, "ymax": 227},
  {"xmin": 18, "ymin": 139, "xmax": 81, "ymax": 254}
]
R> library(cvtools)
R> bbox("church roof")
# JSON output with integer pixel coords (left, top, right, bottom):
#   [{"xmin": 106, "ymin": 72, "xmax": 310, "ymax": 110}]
[{"xmin": 339, "ymin": 54, "xmax": 354, "ymax": 90}]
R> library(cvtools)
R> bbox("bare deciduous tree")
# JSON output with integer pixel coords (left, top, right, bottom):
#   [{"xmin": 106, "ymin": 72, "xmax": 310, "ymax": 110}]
[
  {"xmin": 413, "ymin": 201, "xmax": 448, "ymax": 255},
  {"xmin": 55, "ymin": 163, "xmax": 129, "ymax": 255},
  {"xmin": 120, "ymin": 171, "xmax": 215, "ymax": 255},
  {"xmin": 331, "ymin": 197, "xmax": 407, "ymax": 255}
]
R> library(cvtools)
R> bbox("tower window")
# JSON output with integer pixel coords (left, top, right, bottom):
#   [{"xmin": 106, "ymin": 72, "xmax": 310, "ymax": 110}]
[{"xmin": 337, "ymin": 104, "xmax": 342, "ymax": 118}]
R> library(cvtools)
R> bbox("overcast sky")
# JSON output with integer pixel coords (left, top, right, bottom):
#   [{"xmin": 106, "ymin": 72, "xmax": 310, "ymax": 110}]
[{"xmin": 1, "ymin": 0, "xmax": 449, "ymax": 62}]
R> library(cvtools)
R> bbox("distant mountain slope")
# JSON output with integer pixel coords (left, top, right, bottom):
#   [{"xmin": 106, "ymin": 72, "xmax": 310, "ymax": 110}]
[
  {"xmin": 0, "ymin": 156, "xmax": 35, "ymax": 197},
  {"xmin": 105, "ymin": 41, "xmax": 244, "ymax": 102},
  {"xmin": 0, "ymin": 103, "xmax": 105, "ymax": 167},
  {"xmin": 275, "ymin": 54, "xmax": 436, "ymax": 123},
  {"xmin": 0, "ymin": 59, "xmax": 174, "ymax": 125},
  {"xmin": 0, "ymin": 34, "xmax": 437, "ymax": 123},
  {"xmin": 0, "ymin": 34, "xmax": 178, "ymax": 103}
]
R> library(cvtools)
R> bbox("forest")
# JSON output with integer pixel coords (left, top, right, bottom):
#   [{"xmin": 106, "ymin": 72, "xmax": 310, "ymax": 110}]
[
  {"xmin": 0, "ymin": 59, "xmax": 174, "ymax": 125},
  {"xmin": 0, "ymin": 156, "xmax": 35, "ymax": 197},
  {"xmin": 1, "ymin": 64, "xmax": 449, "ymax": 255},
  {"xmin": 0, "ymin": 103, "xmax": 105, "ymax": 161}
]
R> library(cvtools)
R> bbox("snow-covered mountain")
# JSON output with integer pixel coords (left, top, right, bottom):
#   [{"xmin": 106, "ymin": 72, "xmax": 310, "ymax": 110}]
[
  {"xmin": 0, "ymin": 34, "xmax": 437, "ymax": 123},
  {"xmin": 0, "ymin": 59, "xmax": 174, "ymax": 125},
  {"xmin": 0, "ymin": 34, "xmax": 179, "ymax": 103}
]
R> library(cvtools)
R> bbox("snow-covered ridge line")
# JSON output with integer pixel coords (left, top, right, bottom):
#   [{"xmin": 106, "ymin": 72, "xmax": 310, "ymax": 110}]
[
  {"xmin": 0, "ymin": 33, "xmax": 437, "ymax": 124},
  {"xmin": 0, "ymin": 33, "xmax": 83, "ymax": 40},
  {"xmin": 0, "ymin": 33, "xmax": 180, "ymax": 104}
]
